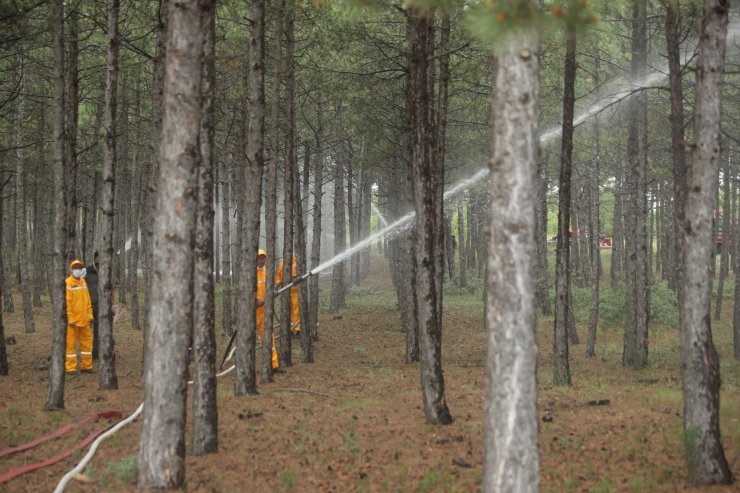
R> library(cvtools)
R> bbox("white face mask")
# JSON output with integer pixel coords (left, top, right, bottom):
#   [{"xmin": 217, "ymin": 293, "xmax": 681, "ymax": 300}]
[{"xmin": 72, "ymin": 268, "xmax": 86, "ymax": 279}]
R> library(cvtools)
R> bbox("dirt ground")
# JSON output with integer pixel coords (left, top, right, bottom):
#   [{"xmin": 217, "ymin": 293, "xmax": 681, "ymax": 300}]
[{"xmin": 0, "ymin": 256, "xmax": 738, "ymax": 492}]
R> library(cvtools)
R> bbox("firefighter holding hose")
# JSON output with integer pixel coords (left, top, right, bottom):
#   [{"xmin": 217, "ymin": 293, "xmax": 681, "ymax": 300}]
[
  {"xmin": 276, "ymin": 256, "xmax": 301, "ymax": 336},
  {"xmin": 256, "ymin": 249, "xmax": 279, "ymax": 370}
]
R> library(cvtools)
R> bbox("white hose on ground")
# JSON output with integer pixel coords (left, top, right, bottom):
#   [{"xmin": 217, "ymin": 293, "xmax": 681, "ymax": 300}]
[{"xmin": 54, "ymin": 359, "xmax": 236, "ymax": 493}]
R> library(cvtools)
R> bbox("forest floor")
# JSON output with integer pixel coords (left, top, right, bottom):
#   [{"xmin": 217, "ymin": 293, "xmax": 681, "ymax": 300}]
[{"xmin": 0, "ymin": 254, "xmax": 739, "ymax": 493}]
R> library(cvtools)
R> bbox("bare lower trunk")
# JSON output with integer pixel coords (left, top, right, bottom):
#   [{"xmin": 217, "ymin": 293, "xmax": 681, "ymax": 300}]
[
  {"xmin": 308, "ymin": 92, "xmax": 324, "ymax": 342},
  {"xmin": 138, "ymin": 0, "xmax": 208, "ymax": 487},
  {"xmin": 457, "ymin": 204, "xmax": 466, "ymax": 288},
  {"xmin": 330, "ymin": 159, "xmax": 346, "ymax": 313},
  {"xmin": 279, "ymin": 2, "xmax": 296, "ymax": 368},
  {"xmin": 191, "ymin": 2, "xmax": 217, "ymax": 454},
  {"xmin": 408, "ymin": 6, "xmax": 451, "ymax": 425},
  {"xmin": 296, "ymin": 145, "xmax": 313, "ymax": 362},
  {"xmin": 235, "ymin": 0, "xmax": 265, "ymax": 394},
  {"xmin": 535, "ymin": 156, "xmax": 551, "ymax": 315},
  {"xmin": 220, "ymin": 166, "xmax": 233, "ymax": 337},
  {"xmin": 623, "ymin": 0, "xmax": 650, "ymax": 369},
  {"xmin": 666, "ymin": 0, "xmax": 687, "ymax": 298},
  {"xmin": 98, "ymin": 0, "xmax": 120, "ymax": 391},
  {"xmin": 15, "ymin": 56, "xmax": 34, "ymax": 334},
  {"xmin": 484, "ymin": 17, "xmax": 540, "ymax": 493},
  {"xmin": 261, "ymin": 0, "xmax": 281, "ymax": 383},
  {"xmin": 553, "ymin": 27, "xmax": 575, "ymax": 386},
  {"xmin": 46, "ymin": 0, "xmax": 68, "ymax": 411},
  {"xmin": 714, "ymin": 165, "xmax": 730, "ymax": 321},
  {"xmin": 680, "ymin": 0, "xmax": 733, "ymax": 485},
  {"xmin": 0, "ymin": 193, "xmax": 7, "ymax": 376}
]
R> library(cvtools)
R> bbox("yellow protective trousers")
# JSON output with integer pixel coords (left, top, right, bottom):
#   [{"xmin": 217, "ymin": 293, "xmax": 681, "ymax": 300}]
[
  {"xmin": 256, "ymin": 306, "xmax": 279, "ymax": 369},
  {"xmin": 66, "ymin": 324, "xmax": 93, "ymax": 372}
]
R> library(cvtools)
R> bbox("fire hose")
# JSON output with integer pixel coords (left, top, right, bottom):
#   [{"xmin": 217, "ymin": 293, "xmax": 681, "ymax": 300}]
[
  {"xmin": 220, "ymin": 271, "xmax": 313, "ymax": 370},
  {"xmin": 0, "ymin": 411, "xmax": 124, "ymax": 485},
  {"xmin": 51, "ymin": 275, "xmax": 314, "ymax": 491}
]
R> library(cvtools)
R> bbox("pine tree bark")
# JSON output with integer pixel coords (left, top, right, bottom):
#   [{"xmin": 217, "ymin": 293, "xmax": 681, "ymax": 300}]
[
  {"xmin": 98, "ymin": 0, "xmax": 120, "ymax": 391},
  {"xmin": 220, "ymin": 162, "xmax": 233, "ymax": 338},
  {"xmin": 457, "ymin": 204, "xmax": 466, "ymax": 288},
  {"xmin": 714, "ymin": 165, "xmax": 730, "ymax": 320},
  {"xmin": 586, "ymin": 64, "xmax": 602, "ymax": 358},
  {"xmin": 191, "ymin": 1, "xmax": 217, "ymax": 453},
  {"xmin": 610, "ymin": 174, "xmax": 624, "ymax": 286},
  {"xmin": 63, "ymin": 3, "xmax": 79, "ymax": 264},
  {"xmin": 129, "ymin": 77, "xmax": 143, "ymax": 331},
  {"xmin": 484, "ymin": 12, "xmax": 540, "ymax": 492},
  {"xmin": 279, "ymin": 1, "xmax": 296, "ymax": 368},
  {"xmin": 0, "ymin": 191, "xmax": 7, "ymax": 376},
  {"xmin": 553, "ymin": 24, "xmax": 576, "ymax": 386},
  {"xmin": 535, "ymin": 156, "xmax": 551, "ymax": 315},
  {"xmin": 261, "ymin": 0, "xmax": 282, "ymax": 383},
  {"xmin": 408, "ymin": 6, "xmax": 452, "ymax": 425},
  {"xmin": 330, "ymin": 159, "xmax": 346, "ymax": 312},
  {"xmin": 235, "ymin": 0, "xmax": 266, "ymax": 394},
  {"xmin": 137, "ymin": 0, "xmax": 209, "ymax": 487},
  {"xmin": 680, "ymin": 0, "xmax": 733, "ymax": 484},
  {"xmin": 295, "ymin": 144, "xmax": 313, "ymax": 362},
  {"xmin": 666, "ymin": 0, "xmax": 687, "ymax": 297},
  {"xmin": 45, "ymin": 0, "xmax": 68, "ymax": 411},
  {"xmin": 623, "ymin": 0, "xmax": 650, "ymax": 369},
  {"xmin": 15, "ymin": 54, "xmax": 34, "ymax": 334},
  {"xmin": 308, "ymin": 91, "xmax": 324, "ymax": 342},
  {"xmin": 143, "ymin": 0, "xmax": 168, "ymax": 364}
]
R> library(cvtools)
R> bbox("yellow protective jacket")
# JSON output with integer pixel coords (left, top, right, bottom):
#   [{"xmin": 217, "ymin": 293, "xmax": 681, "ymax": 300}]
[
  {"xmin": 65, "ymin": 275, "xmax": 93, "ymax": 327},
  {"xmin": 276, "ymin": 257, "xmax": 299, "ymax": 293},
  {"xmin": 256, "ymin": 266, "xmax": 266, "ymax": 303}
]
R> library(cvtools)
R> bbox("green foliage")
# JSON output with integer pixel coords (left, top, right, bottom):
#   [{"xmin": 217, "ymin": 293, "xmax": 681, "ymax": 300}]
[
  {"xmin": 649, "ymin": 282, "xmax": 678, "ymax": 328},
  {"xmin": 279, "ymin": 470, "xmax": 299, "ymax": 490},
  {"xmin": 418, "ymin": 468, "xmax": 439, "ymax": 492}
]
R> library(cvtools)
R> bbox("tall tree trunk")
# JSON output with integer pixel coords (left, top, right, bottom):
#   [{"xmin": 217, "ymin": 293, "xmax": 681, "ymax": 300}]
[
  {"xmin": 279, "ymin": 1, "xmax": 296, "ymax": 368},
  {"xmin": 261, "ymin": 0, "xmax": 282, "ymax": 383},
  {"xmin": 0, "ymin": 191, "xmax": 7, "ymax": 376},
  {"xmin": 296, "ymin": 144, "xmax": 313, "ymax": 362},
  {"xmin": 408, "ymin": 6, "xmax": 452, "ymax": 425},
  {"xmin": 666, "ymin": 0, "xmax": 687, "ymax": 297},
  {"xmin": 623, "ymin": 0, "xmax": 650, "ymax": 369},
  {"xmin": 98, "ymin": 0, "xmax": 120, "ymax": 391},
  {"xmin": 45, "ymin": 0, "xmax": 68, "ymax": 411},
  {"xmin": 192, "ymin": 2, "xmax": 217, "ymax": 453},
  {"xmin": 586, "ymin": 62, "xmax": 602, "ymax": 358},
  {"xmin": 15, "ymin": 53, "xmax": 34, "ymax": 334},
  {"xmin": 221, "ymin": 162, "xmax": 233, "ymax": 337},
  {"xmin": 457, "ymin": 203, "xmax": 466, "ymax": 288},
  {"xmin": 714, "ymin": 164, "xmax": 730, "ymax": 320},
  {"xmin": 330, "ymin": 159, "xmax": 346, "ymax": 312},
  {"xmin": 137, "ymin": 0, "xmax": 208, "ymax": 487},
  {"xmin": 32, "ymin": 109, "xmax": 49, "ymax": 308},
  {"xmin": 308, "ymin": 91, "xmax": 324, "ymax": 342},
  {"xmin": 143, "ymin": 0, "xmax": 168, "ymax": 369},
  {"xmin": 235, "ymin": 0, "xmax": 266, "ymax": 394},
  {"xmin": 680, "ymin": 0, "xmax": 733, "ymax": 485},
  {"xmin": 63, "ymin": 3, "xmax": 79, "ymax": 263},
  {"xmin": 535, "ymin": 156, "xmax": 551, "ymax": 315},
  {"xmin": 484, "ymin": 9, "xmax": 540, "ymax": 491},
  {"xmin": 610, "ymin": 173, "xmax": 624, "ymax": 286},
  {"xmin": 553, "ymin": 22, "xmax": 576, "ymax": 386},
  {"xmin": 129, "ymin": 78, "xmax": 143, "ymax": 331}
]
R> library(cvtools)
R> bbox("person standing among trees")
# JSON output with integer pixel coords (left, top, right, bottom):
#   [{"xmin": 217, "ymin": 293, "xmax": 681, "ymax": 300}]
[
  {"xmin": 85, "ymin": 252, "xmax": 100, "ymax": 360},
  {"xmin": 256, "ymin": 250, "xmax": 280, "ymax": 371},
  {"xmin": 276, "ymin": 256, "xmax": 301, "ymax": 336},
  {"xmin": 65, "ymin": 260, "xmax": 94, "ymax": 374}
]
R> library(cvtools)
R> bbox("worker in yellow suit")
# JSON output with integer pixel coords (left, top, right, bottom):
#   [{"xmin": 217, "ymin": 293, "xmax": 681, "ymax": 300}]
[
  {"xmin": 276, "ymin": 256, "xmax": 301, "ymax": 335},
  {"xmin": 256, "ymin": 249, "xmax": 279, "ymax": 369},
  {"xmin": 65, "ymin": 259, "xmax": 94, "ymax": 374}
]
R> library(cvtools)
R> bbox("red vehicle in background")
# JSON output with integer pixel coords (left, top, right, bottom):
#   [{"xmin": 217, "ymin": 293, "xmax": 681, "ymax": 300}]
[{"xmin": 713, "ymin": 209, "xmax": 733, "ymax": 254}]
